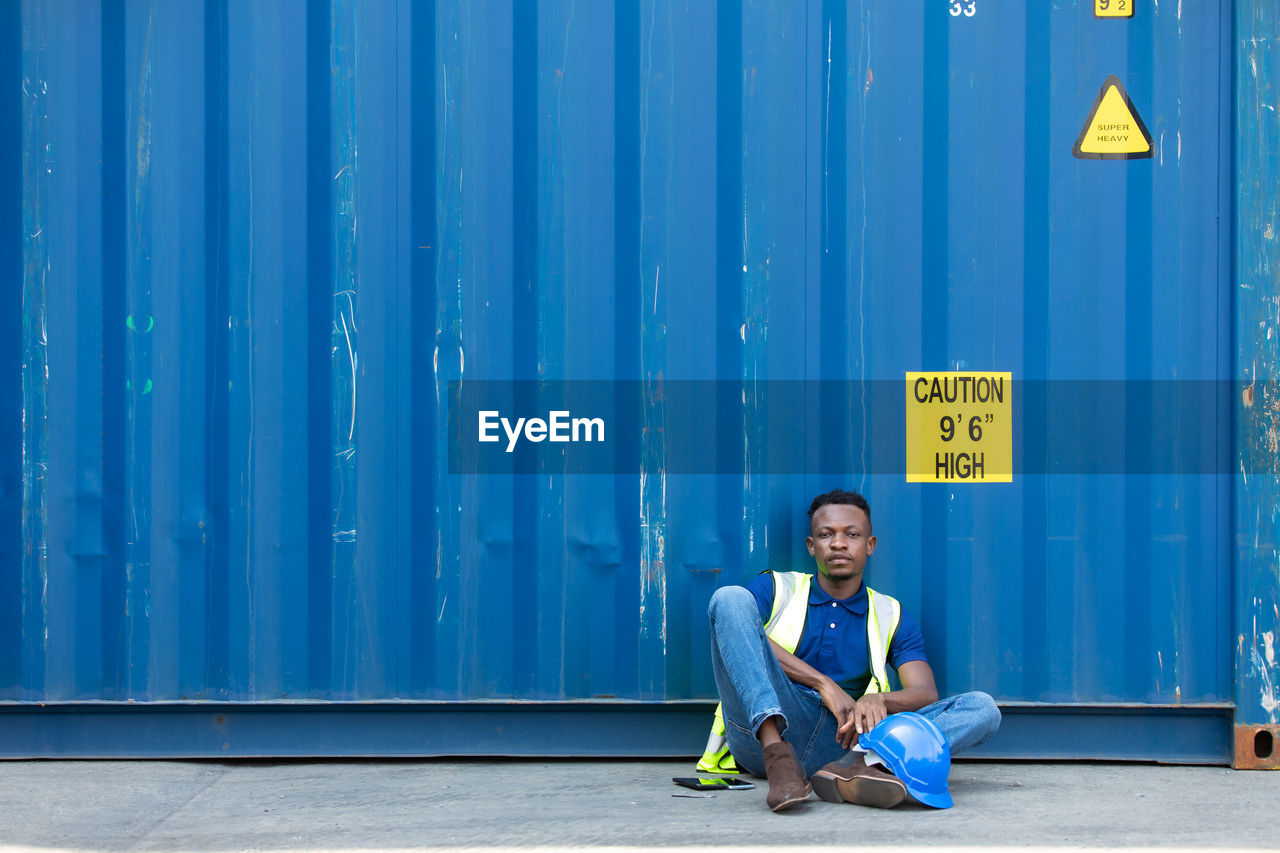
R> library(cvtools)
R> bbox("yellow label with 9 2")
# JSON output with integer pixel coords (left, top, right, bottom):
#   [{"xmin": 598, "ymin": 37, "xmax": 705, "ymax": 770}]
[{"xmin": 1095, "ymin": 0, "xmax": 1134, "ymax": 19}]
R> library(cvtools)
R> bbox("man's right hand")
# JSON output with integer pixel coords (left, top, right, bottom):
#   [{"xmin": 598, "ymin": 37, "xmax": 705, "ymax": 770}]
[
  {"xmin": 818, "ymin": 680, "xmax": 860, "ymax": 749},
  {"xmin": 766, "ymin": 638, "xmax": 863, "ymax": 749}
]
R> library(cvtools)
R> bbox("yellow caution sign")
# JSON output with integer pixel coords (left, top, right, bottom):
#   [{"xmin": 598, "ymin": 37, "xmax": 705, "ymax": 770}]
[
  {"xmin": 1094, "ymin": 0, "xmax": 1134, "ymax": 18},
  {"xmin": 905, "ymin": 372, "xmax": 1013, "ymax": 483},
  {"xmin": 1073, "ymin": 75, "xmax": 1153, "ymax": 160}
]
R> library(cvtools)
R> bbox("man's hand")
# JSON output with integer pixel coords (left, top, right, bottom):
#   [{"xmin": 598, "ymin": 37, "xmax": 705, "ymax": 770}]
[
  {"xmin": 822, "ymin": 684, "xmax": 889, "ymax": 749},
  {"xmin": 817, "ymin": 680, "xmax": 860, "ymax": 749},
  {"xmin": 766, "ymin": 638, "xmax": 937, "ymax": 750},
  {"xmin": 842, "ymin": 693, "xmax": 888, "ymax": 743}
]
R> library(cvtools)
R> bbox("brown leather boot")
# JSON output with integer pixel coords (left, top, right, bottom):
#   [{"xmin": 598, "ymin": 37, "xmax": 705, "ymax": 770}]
[
  {"xmin": 762, "ymin": 741, "xmax": 811, "ymax": 812},
  {"xmin": 811, "ymin": 751, "xmax": 908, "ymax": 808}
]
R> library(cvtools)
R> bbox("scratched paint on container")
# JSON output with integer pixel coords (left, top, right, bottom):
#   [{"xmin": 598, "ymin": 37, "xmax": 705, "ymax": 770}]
[
  {"xmin": 1235, "ymin": 0, "xmax": 1280, "ymax": 725},
  {"xmin": 122, "ymin": 0, "xmax": 157, "ymax": 697},
  {"xmin": 329, "ymin": 0, "xmax": 359, "ymax": 697},
  {"xmin": 19, "ymin": 0, "xmax": 51, "ymax": 698},
  {"xmin": 634, "ymin": 0, "xmax": 668, "ymax": 658}
]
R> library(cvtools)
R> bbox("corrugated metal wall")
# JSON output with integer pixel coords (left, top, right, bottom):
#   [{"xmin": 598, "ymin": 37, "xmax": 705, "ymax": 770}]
[{"xmin": 1, "ymin": 0, "xmax": 1247, "ymax": 741}]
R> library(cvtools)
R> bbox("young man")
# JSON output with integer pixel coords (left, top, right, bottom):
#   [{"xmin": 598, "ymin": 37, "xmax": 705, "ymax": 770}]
[{"xmin": 705, "ymin": 489, "xmax": 1001, "ymax": 812}]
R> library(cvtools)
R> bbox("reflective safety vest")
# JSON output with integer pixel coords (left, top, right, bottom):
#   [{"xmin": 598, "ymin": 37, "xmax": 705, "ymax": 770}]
[{"xmin": 697, "ymin": 572, "xmax": 902, "ymax": 773}]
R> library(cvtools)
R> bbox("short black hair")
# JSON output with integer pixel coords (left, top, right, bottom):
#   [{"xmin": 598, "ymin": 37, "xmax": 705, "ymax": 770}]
[{"xmin": 807, "ymin": 489, "xmax": 871, "ymax": 526}]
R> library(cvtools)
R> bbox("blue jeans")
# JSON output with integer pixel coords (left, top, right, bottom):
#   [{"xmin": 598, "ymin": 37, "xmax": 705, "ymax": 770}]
[{"xmin": 708, "ymin": 585, "xmax": 1001, "ymax": 778}]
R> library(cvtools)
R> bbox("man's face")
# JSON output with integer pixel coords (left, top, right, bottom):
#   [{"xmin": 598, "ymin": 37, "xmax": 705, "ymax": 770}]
[{"xmin": 806, "ymin": 503, "xmax": 876, "ymax": 584}]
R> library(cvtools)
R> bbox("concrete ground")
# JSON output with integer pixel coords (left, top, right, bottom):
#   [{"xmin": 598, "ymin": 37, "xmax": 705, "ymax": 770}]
[{"xmin": 0, "ymin": 760, "xmax": 1277, "ymax": 852}]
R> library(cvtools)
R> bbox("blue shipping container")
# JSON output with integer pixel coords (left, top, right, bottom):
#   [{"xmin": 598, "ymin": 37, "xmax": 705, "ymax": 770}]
[{"xmin": 1, "ymin": 0, "xmax": 1278, "ymax": 765}]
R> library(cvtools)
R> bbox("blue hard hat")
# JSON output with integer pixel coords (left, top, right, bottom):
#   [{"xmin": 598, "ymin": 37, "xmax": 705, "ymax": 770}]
[{"xmin": 857, "ymin": 712, "xmax": 953, "ymax": 809}]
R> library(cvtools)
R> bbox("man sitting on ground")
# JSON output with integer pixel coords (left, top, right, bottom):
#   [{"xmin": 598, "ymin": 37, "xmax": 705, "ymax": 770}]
[{"xmin": 704, "ymin": 489, "xmax": 1001, "ymax": 811}]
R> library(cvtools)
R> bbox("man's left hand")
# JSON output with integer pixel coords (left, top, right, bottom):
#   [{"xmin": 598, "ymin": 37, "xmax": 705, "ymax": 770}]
[{"xmin": 836, "ymin": 694, "xmax": 888, "ymax": 747}]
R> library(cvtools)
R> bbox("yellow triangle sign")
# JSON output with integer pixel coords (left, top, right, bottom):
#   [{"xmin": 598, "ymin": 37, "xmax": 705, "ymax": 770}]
[{"xmin": 1073, "ymin": 75, "xmax": 1153, "ymax": 160}]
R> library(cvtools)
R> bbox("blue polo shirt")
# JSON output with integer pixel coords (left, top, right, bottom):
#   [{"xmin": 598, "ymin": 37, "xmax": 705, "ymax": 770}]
[{"xmin": 745, "ymin": 572, "xmax": 929, "ymax": 697}]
